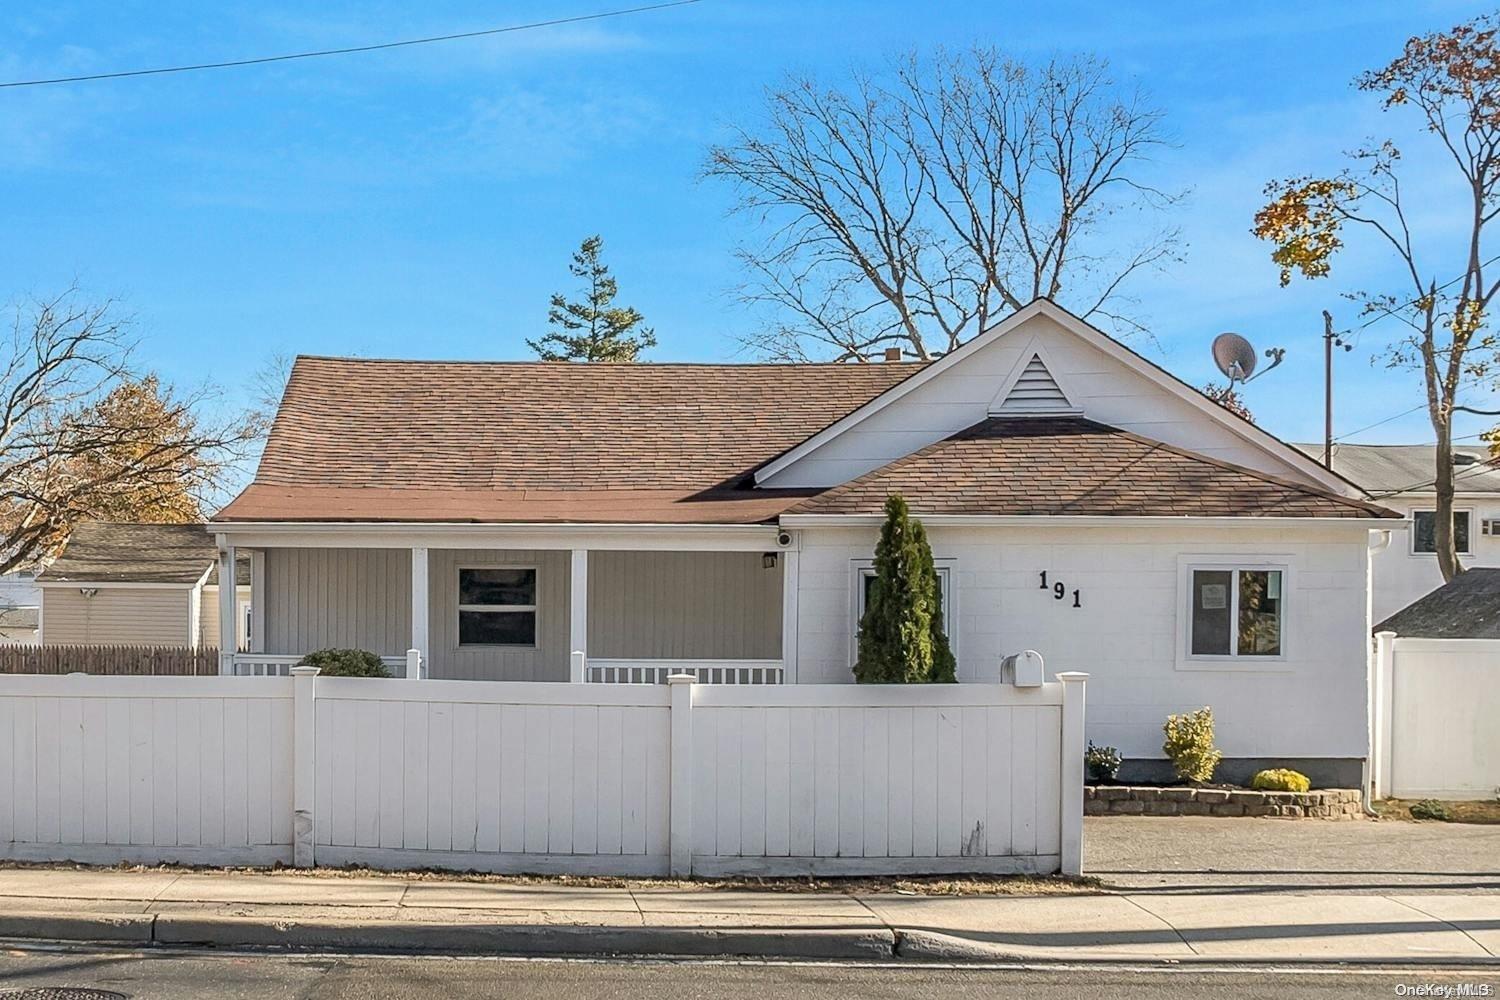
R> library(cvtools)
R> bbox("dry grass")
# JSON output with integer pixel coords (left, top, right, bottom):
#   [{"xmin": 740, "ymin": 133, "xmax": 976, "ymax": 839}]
[
  {"xmin": 0, "ymin": 859, "xmax": 1098, "ymax": 896},
  {"xmin": 1376, "ymin": 797, "xmax": 1500, "ymax": 825}
]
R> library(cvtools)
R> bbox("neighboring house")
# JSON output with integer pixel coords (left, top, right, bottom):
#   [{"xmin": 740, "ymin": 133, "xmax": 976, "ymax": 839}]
[
  {"xmin": 0, "ymin": 568, "xmax": 41, "ymax": 608},
  {"xmin": 0, "ymin": 606, "xmax": 39, "ymax": 645},
  {"xmin": 1293, "ymin": 442, "xmax": 1500, "ymax": 622},
  {"xmin": 213, "ymin": 299, "xmax": 1397, "ymax": 786},
  {"xmin": 36, "ymin": 522, "xmax": 251, "ymax": 649}
]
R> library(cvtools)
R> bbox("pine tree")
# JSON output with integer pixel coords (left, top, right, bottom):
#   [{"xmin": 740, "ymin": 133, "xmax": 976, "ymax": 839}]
[
  {"xmin": 854, "ymin": 494, "xmax": 957, "ymax": 683},
  {"xmin": 527, "ymin": 235, "xmax": 657, "ymax": 362}
]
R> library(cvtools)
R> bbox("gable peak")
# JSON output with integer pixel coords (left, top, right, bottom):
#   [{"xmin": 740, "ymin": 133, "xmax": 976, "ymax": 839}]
[{"xmin": 989, "ymin": 352, "xmax": 1080, "ymax": 416}]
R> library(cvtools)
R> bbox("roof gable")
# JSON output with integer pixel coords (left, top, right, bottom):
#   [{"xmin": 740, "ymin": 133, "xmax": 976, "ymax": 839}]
[
  {"xmin": 755, "ymin": 300, "xmax": 1362, "ymax": 497},
  {"xmin": 788, "ymin": 417, "xmax": 1397, "ymax": 520},
  {"xmin": 988, "ymin": 345, "xmax": 1082, "ymax": 416}
]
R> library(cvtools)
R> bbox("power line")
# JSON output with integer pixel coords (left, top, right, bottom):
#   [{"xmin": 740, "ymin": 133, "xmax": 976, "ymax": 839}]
[
  {"xmin": 0, "ymin": 1, "xmax": 704, "ymax": 89},
  {"xmin": 1343, "ymin": 252, "xmax": 1500, "ymax": 351}
]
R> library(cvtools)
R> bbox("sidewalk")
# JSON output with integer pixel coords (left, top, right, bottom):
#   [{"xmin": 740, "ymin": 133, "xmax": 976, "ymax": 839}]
[{"xmin": 0, "ymin": 867, "xmax": 1496, "ymax": 964}]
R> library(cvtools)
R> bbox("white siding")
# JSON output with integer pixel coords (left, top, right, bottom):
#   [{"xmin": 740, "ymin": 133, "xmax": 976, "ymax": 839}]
[
  {"xmin": 587, "ymin": 551, "xmax": 782, "ymax": 660},
  {"xmin": 262, "ymin": 548, "xmax": 410, "ymax": 657},
  {"xmin": 41, "ymin": 587, "xmax": 193, "ymax": 646},
  {"xmin": 793, "ymin": 522, "xmax": 1371, "ymax": 762},
  {"xmin": 761, "ymin": 313, "xmax": 1326, "ymax": 489},
  {"xmin": 1370, "ymin": 497, "xmax": 1500, "ymax": 621}
]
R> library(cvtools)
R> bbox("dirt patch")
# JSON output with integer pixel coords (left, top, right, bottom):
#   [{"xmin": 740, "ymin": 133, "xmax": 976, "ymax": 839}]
[
  {"xmin": 0, "ymin": 860, "xmax": 1099, "ymax": 896},
  {"xmin": 1375, "ymin": 798, "xmax": 1500, "ymax": 825}
]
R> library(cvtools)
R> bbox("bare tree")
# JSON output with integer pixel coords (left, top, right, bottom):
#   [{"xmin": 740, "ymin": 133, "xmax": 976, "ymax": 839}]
[
  {"xmin": 706, "ymin": 48, "xmax": 1181, "ymax": 361},
  {"xmin": 0, "ymin": 289, "xmax": 259, "ymax": 575},
  {"xmin": 1253, "ymin": 12, "xmax": 1500, "ymax": 583}
]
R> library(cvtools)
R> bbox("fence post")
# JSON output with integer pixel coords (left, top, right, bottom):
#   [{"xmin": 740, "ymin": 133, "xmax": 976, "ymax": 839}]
[
  {"xmin": 1372, "ymin": 631, "xmax": 1397, "ymax": 800},
  {"xmin": 1056, "ymin": 671, "xmax": 1089, "ymax": 877},
  {"xmin": 291, "ymin": 665, "xmax": 320, "ymax": 868},
  {"xmin": 405, "ymin": 648, "xmax": 422, "ymax": 681},
  {"xmin": 667, "ymin": 673, "xmax": 696, "ymax": 878}
]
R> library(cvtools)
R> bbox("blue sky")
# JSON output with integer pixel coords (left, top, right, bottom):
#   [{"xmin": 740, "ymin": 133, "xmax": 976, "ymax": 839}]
[{"xmin": 1, "ymin": 0, "xmax": 1493, "ymax": 450}]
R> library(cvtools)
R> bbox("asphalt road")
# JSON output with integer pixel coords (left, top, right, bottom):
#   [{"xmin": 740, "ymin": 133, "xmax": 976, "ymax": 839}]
[{"xmin": 0, "ymin": 949, "xmax": 1497, "ymax": 1000}]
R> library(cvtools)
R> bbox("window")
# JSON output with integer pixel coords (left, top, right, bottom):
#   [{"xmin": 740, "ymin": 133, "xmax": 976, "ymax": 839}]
[
  {"xmin": 1412, "ymin": 509, "xmax": 1472, "ymax": 555},
  {"xmin": 457, "ymin": 567, "xmax": 537, "ymax": 646},
  {"xmin": 1187, "ymin": 567, "xmax": 1284, "ymax": 658},
  {"xmin": 856, "ymin": 565, "xmax": 953, "ymax": 629}
]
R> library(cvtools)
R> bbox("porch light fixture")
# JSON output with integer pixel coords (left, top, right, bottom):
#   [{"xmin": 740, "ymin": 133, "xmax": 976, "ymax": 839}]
[
  {"xmin": 762, "ymin": 553, "xmax": 778, "ymax": 569},
  {"xmin": 79, "ymin": 587, "xmax": 98, "ymax": 598}
]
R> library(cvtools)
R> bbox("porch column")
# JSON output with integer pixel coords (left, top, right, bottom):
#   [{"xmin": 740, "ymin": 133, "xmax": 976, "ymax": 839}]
[
  {"xmin": 249, "ymin": 549, "xmax": 266, "ymax": 653},
  {"xmin": 780, "ymin": 547, "xmax": 799, "ymax": 683},
  {"xmin": 217, "ymin": 542, "xmax": 237, "ymax": 673},
  {"xmin": 410, "ymin": 547, "xmax": 429, "ymax": 673},
  {"xmin": 570, "ymin": 549, "xmax": 588, "ymax": 683}
]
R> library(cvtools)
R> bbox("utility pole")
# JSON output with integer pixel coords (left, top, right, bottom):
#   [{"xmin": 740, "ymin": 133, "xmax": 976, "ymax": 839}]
[{"xmin": 1322, "ymin": 310, "xmax": 1351, "ymax": 469}]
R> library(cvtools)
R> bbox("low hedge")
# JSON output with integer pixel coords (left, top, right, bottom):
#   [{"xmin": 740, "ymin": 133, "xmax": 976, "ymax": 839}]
[
  {"xmin": 1250, "ymin": 768, "xmax": 1311, "ymax": 793},
  {"xmin": 297, "ymin": 648, "xmax": 391, "ymax": 678}
]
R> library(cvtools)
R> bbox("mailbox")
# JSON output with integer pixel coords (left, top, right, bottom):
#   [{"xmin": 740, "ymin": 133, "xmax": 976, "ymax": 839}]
[{"xmin": 1000, "ymin": 649, "xmax": 1044, "ymax": 687}]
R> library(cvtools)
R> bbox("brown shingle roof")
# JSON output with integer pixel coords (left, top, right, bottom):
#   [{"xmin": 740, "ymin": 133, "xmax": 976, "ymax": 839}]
[
  {"xmin": 37, "ymin": 522, "xmax": 250, "ymax": 585},
  {"xmin": 788, "ymin": 418, "xmax": 1401, "ymax": 520},
  {"xmin": 217, "ymin": 356, "xmax": 922, "ymax": 524}
]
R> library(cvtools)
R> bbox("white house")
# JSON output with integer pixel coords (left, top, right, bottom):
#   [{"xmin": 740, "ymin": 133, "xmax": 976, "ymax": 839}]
[
  {"xmin": 1293, "ymin": 443, "xmax": 1500, "ymax": 622},
  {"xmin": 213, "ymin": 300, "xmax": 1397, "ymax": 787},
  {"xmin": 36, "ymin": 522, "xmax": 251, "ymax": 649}
]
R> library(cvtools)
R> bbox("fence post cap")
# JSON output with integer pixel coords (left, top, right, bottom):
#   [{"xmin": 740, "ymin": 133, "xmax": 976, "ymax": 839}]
[
  {"xmin": 666, "ymin": 673, "xmax": 696, "ymax": 685},
  {"xmin": 290, "ymin": 666, "xmax": 321, "ymax": 677},
  {"xmin": 1055, "ymin": 671, "xmax": 1090, "ymax": 683},
  {"xmin": 1375, "ymin": 630, "xmax": 1398, "ymax": 640}
]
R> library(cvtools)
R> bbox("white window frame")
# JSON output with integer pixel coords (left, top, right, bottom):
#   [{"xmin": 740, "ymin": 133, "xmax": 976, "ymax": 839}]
[
  {"xmin": 1409, "ymin": 507, "xmax": 1473, "ymax": 556},
  {"xmin": 456, "ymin": 564, "xmax": 539, "ymax": 649},
  {"xmin": 848, "ymin": 558, "xmax": 958, "ymax": 667},
  {"xmin": 1176, "ymin": 557, "xmax": 1292, "ymax": 671}
]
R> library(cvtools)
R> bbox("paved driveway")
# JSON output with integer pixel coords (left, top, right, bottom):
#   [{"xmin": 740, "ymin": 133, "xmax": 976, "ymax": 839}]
[{"xmin": 1085, "ymin": 816, "xmax": 1500, "ymax": 893}]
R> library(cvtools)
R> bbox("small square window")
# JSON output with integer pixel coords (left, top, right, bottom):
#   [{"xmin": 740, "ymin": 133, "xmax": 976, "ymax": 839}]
[
  {"xmin": 856, "ymin": 566, "xmax": 952, "ymax": 631},
  {"xmin": 1412, "ymin": 510, "xmax": 1472, "ymax": 555},
  {"xmin": 457, "ymin": 567, "xmax": 537, "ymax": 647},
  {"xmin": 1188, "ymin": 566, "xmax": 1283, "ymax": 659}
]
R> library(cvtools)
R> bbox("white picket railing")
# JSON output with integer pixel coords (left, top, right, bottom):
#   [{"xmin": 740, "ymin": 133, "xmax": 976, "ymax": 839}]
[
  {"xmin": 228, "ymin": 654, "xmax": 408, "ymax": 677},
  {"xmin": 586, "ymin": 659, "xmax": 784, "ymax": 685},
  {"xmin": 0, "ymin": 671, "xmax": 1088, "ymax": 876}
]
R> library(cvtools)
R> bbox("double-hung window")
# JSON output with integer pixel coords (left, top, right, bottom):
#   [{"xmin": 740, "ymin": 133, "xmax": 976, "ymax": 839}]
[
  {"xmin": 458, "ymin": 567, "xmax": 537, "ymax": 647},
  {"xmin": 1411, "ymin": 509, "xmax": 1472, "ymax": 555},
  {"xmin": 1186, "ymin": 565, "xmax": 1285, "ymax": 659},
  {"xmin": 853, "ymin": 562, "xmax": 955, "ymax": 655}
]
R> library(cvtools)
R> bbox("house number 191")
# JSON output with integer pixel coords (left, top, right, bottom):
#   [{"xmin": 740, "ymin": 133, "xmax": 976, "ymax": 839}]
[{"xmin": 1038, "ymin": 571, "xmax": 1081, "ymax": 608}]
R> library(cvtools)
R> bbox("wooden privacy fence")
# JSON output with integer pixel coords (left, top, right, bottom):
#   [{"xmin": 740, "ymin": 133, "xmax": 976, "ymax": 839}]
[
  {"xmin": 1372, "ymin": 633, "xmax": 1500, "ymax": 800},
  {"xmin": 0, "ymin": 645, "xmax": 220, "ymax": 676},
  {"xmin": 0, "ymin": 671, "xmax": 1088, "ymax": 877}
]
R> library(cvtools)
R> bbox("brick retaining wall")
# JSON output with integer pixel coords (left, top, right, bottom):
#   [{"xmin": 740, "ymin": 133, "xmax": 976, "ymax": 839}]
[{"xmin": 1084, "ymin": 785, "xmax": 1364, "ymax": 819}]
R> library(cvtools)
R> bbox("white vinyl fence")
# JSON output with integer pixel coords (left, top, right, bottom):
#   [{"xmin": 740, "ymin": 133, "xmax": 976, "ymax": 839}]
[
  {"xmin": 0, "ymin": 671, "xmax": 1087, "ymax": 876},
  {"xmin": 1373, "ymin": 633, "xmax": 1500, "ymax": 801}
]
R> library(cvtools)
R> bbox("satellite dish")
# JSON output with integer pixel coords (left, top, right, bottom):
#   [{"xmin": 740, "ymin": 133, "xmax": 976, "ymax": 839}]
[{"xmin": 1213, "ymin": 332, "xmax": 1258, "ymax": 383}]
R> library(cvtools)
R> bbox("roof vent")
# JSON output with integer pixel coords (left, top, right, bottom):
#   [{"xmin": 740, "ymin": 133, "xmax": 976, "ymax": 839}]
[
  {"xmin": 882, "ymin": 347, "xmax": 902, "ymax": 362},
  {"xmin": 1455, "ymin": 452, "xmax": 1479, "ymax": 466},
  {"xmin": 991, "ymin": 353, "xmax": 1077, "ymax": 415}
]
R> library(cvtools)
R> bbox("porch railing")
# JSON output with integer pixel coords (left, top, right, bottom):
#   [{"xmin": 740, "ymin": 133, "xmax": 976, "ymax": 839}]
[
  {"xmin": 228, "ymin": 653, "xmax": 408, "ymax": 677},
  {"xmin": 586, "ymin": 659, "xmax": 784, "ymax": 685}
]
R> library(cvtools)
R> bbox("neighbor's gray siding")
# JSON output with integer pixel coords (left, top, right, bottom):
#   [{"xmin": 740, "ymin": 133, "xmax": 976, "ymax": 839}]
[
  {"xmin": 42, "ymin": 587, "xmax": 193, "ymax": 646},
  {"xmin": 262, "ymin": 548, "xmax": 410, "ymax": 656},
  {"xmin": 587, "ymin": 550, "xmax": 782, "ymax": 660},
  {"xmin": 427, "ymin": 549, "xmax": 570, "ymax": 681}
]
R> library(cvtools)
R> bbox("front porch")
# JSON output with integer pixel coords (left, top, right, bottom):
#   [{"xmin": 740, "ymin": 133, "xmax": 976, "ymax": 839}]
[{"xmin": 214, "ymin": 525, "xmax": 797, "ymax": 684}]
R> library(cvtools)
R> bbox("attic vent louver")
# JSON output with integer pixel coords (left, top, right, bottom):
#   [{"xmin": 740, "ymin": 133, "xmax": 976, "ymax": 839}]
[{"xmin": 992, "ymin": 354, "xmax": 1076, "ymax": 415}]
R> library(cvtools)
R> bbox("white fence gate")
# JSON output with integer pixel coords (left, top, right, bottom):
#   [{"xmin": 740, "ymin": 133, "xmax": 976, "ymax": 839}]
[
  {"xmin": 0, "ymin": 671, "xmax": 1087, "ymax": 876},
  {"xmin": 1373, "ymin": 633, "xmax": 1500, "ymax": 800}
]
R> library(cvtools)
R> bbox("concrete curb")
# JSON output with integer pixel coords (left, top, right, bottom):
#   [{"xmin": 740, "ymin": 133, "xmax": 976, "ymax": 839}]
[
  {"xmin": 0, "ymin": 910, "xmax": 896, "ymax": 961},
  {"xmin": 0, "ymin": 912, "xmax": 155, "ymax": 945},
  {"xmin": 2, "ymin": 910, "xmax": 1498, "ymax": 966}
]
